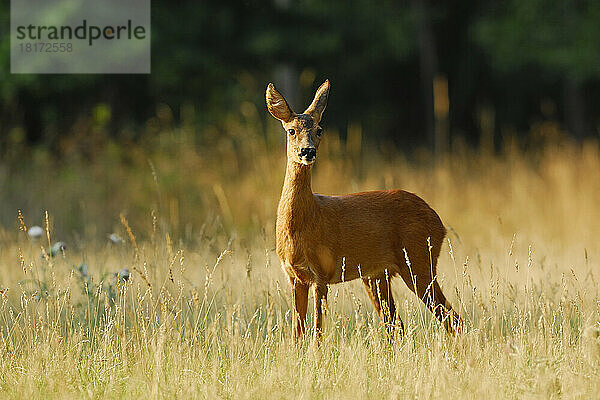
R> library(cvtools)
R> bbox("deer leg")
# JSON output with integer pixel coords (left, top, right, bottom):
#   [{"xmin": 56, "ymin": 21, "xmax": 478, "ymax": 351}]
[
  {"xmin": 428, "ymin": 280, "xmax": 463, "ymax": 334},
  {"xmin": 362, "ymin": 275, "xmax": 403, "ymax": 340},
  {"xmin": 291, "ymin": 278, "xmax": 309, "ymax": 342},
  {"xmin": 314, "ymin": 283, "xmax": 328, "ymax": 340},
  {"xmin": 398, "ymin": 265, "xmax": 462, "ymax": 334}
]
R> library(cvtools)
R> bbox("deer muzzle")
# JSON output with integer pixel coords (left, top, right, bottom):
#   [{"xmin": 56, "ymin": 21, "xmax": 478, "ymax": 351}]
[{"xmin": 299, "ymin": 147, "xmax": 317, "ymax": 164}]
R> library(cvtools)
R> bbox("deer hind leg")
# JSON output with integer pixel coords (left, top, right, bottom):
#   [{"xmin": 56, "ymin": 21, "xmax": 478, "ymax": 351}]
[
  {"xmin": 398, "ymin": 259, "xmax": 462, "ymax": 334},
  {"xmin": 362, "ymin": 274, "xmax": 403, "ymax": 340},
  {"xmin": 314, "ymin": 283, "xmax": 328, "ymax": 340},
  {"xmin": 291, "ymin": 278, "xmax": 309, "ymax": 342}
]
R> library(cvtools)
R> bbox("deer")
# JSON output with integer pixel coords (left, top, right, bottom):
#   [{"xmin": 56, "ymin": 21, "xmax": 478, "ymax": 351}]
[{"xmin": 266, "ymin": 79, "xmax": 462, "ymax": 342}]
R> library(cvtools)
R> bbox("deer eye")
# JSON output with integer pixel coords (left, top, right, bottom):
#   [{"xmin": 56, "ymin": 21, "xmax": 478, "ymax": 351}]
[
  {"xmin": 288, "ymin": 129, "xmax": 295, "ymax": 136},
  {"xmin": 316, "ymin": 127, "xmax": 323, "ymax": 137}
]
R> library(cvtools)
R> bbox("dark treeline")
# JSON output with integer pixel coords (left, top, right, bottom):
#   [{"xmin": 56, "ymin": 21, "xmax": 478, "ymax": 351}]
[{"xmin": 1, "ymin": 0, "xmax": 600, "ymax": 153}]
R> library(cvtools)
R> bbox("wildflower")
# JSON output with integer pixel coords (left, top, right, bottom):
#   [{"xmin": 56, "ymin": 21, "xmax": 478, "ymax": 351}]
[
  {"xmin": 117, "ymin": 268, "xmax": 130, "ymax": 282},
  {"xmin": 42, "ymin": 241, "xmax": 66, "ymax": 258},
  {"xmin": 78, "ymin": 263, "xmax": 89, "ymax": 278},
  {"xmin": 28, "ymin": 225, "xmax": 43, "ymax": 239},
  {"xmin": 108, "ymin": 233, "xmax": 124, "ymax": 244}
]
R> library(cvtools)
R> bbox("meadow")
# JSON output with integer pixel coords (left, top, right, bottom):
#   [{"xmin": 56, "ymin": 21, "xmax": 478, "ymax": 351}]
[{"xmin": 1, "ymin": 114, "xmax": 600, "ymax": 399}]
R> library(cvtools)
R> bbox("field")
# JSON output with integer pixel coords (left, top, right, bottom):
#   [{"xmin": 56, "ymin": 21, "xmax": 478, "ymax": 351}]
[{"xmin": 1, "ymin": 120, "xmax": 600, "ymax": 399}]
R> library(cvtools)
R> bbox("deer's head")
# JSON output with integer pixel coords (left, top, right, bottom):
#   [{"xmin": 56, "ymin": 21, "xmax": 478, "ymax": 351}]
[{"xmin": 266, "ymin": 80, "xmax": 330, "ymax": 166}]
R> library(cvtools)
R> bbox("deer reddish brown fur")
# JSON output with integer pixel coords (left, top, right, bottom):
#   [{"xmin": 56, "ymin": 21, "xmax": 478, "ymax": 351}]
[{"xmin": 266, "ymin": 79, "xmax": 462, "ymax": 341}]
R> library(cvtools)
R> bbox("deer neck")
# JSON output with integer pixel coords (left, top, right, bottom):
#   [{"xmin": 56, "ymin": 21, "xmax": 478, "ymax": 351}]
[{"xmin": 278, "ymin": 160, "xmax": 316, "ymax": 231}]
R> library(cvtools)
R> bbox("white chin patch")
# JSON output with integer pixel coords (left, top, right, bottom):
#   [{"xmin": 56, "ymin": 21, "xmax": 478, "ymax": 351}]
[{"xmin": 300, "ymin": 158, "xmax": 315, "ymax": 165}]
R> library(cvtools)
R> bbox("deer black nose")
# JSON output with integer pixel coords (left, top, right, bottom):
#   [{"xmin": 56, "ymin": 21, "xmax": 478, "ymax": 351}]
[{"xmin": 299, "ymin": 148, "xmax": 317, "ymax": 159}]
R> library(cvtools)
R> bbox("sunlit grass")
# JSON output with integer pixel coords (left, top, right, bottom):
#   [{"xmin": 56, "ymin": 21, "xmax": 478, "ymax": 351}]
[{"xmin": 1, "ymin": 122, "xmax": 600, "ymax": 398}]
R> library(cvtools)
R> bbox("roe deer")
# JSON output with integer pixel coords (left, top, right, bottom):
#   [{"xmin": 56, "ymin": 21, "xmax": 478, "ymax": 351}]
[{"xmin": 266, "ymin": 79, "xmax": 462, "ymax": 341}]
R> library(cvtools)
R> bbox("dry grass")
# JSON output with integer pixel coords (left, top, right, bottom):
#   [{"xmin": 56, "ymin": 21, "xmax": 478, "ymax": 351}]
[{"xmin": 1, "ymin": 119, "xmax": 600, "ymax": 398}]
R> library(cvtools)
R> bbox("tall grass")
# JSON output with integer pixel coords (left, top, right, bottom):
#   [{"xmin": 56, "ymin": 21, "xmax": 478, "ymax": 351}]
[{"xmin": 1, "ymin": 116, "xmax": 600, "ymax": 398}]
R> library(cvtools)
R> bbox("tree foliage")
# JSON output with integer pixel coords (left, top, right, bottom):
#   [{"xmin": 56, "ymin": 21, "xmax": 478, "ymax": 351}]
[{"xmin": 0, "ymin": 0, "xmax": 599, "ymax": 150}]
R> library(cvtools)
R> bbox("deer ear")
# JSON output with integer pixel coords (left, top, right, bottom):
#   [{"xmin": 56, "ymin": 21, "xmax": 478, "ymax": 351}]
[
  {"xmin": 304, "ymin": 80, "xmax": 330, "ymax": 122},
  {"xmin": 266, "ymin": 83, "xmax": 294, "ymax": 122}
]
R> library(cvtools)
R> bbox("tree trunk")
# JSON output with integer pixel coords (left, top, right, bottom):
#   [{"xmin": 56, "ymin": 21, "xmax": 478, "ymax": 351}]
[
  {"xmin": 564, "ymin": 77, "xmax": 586, "ymax": 141},
  {"xmin": 413, "ymin": 0, "xmax": 440, "ymax": 154}
]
